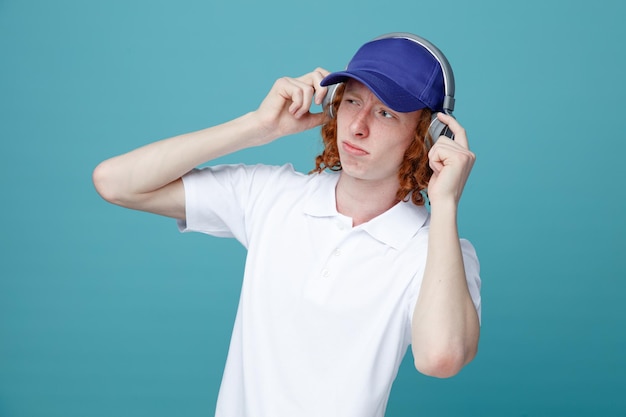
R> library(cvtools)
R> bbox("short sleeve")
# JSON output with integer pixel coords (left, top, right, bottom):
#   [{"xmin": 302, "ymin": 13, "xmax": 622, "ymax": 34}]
[
  {"xmin": 176, "ymin": 164, "xmax": 289, "ymax": 247},
  {"xmin": 460, "ymin": 238, "xmax": 482, "ymax": 324}
]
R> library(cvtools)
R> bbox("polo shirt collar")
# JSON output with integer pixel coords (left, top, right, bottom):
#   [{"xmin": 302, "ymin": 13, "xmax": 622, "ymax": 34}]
[
  {"xmin": 304, "ymin": 172, "xmax": 341, "ymax": 217},
  {"xmin": 304, "ymin": 172, "xmax": 430, "ymax": 250},
  {"xmin": 359, "ymin": 200, "xmax": 429, "ymax": 249}
]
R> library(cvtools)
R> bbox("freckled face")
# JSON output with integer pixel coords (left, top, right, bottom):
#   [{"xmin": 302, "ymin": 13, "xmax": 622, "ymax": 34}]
[{"xmin": 336, "ymin": 80, "xmax": 422, "ymax": 185}]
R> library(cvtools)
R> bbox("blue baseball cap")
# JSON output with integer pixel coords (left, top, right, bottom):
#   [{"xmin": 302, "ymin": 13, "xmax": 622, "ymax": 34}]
[{"xmin": 320, "ymin": 37, "xmax": 445, "ymax": 112}]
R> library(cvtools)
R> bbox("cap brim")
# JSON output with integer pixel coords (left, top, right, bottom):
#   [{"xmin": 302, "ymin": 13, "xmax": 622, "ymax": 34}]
[{"xmin": 321, "ymin": 70, "xmax": 429, "ymax": 113}]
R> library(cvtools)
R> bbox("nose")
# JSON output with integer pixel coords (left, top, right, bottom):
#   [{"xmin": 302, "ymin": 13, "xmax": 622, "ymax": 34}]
[{"xmin": 349, "ymin": 108, "xmax": 369, "ymax": 139}]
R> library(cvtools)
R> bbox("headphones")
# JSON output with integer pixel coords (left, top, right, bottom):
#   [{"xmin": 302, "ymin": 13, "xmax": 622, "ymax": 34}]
[{"xmin": 322, "ymin": 32, "xmax": 456, "ymax": 144}]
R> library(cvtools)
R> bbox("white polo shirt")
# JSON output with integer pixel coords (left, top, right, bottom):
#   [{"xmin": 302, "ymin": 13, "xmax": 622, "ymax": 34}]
[{"xmin": 178, "ymin": 163, "xmax": 481, "ymax": 417}]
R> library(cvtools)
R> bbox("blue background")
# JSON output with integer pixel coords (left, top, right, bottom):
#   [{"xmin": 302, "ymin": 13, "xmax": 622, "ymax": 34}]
[{"xmin": 1, "ymin": 0, "xmax": 625, "ymax": 416}]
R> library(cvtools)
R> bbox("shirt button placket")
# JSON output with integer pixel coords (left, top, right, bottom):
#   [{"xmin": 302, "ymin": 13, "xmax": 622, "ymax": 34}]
[
  {"xmin": 335, "ymin": 218, "xmax": 349, "ymax": 231},
  {"xmin": 323, "ymin": 217, "xmax": 349, "ymax": 279}
]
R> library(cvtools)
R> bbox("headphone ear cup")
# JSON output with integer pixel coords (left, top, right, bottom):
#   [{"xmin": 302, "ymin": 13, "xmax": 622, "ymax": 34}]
[
  {"xmin": 428, "ymin": 113, "xmax": 455, "ymax": 145},
  {"xmin": 322, "ymin": 84, "xmax": 339, "ymax": 118}
]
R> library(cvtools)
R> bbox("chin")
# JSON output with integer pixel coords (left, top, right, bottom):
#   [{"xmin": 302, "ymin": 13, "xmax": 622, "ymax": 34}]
[{"xmin": 338, "ymin": 157, "xmax": 364, "ymax": 177}]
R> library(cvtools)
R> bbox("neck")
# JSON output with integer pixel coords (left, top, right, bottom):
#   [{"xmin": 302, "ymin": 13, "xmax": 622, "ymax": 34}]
[{"xmin": 335, "ymin": 174, "xmax": 400, "ymax": 226}]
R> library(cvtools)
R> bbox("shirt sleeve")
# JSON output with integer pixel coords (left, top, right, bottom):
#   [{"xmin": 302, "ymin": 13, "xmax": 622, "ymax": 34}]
[
  {"xmin": 460, "ymin": 238, "xmax": 482, "ymax": 324},
  {"xmin": 176, "ymin": 163, "xmax": 290, "ymax": 247}
]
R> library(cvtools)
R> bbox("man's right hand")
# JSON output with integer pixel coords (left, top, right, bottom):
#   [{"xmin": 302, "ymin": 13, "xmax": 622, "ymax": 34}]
[{"xmin": 252, "ymin": 68, "xmax": 331, "ymax": 145}]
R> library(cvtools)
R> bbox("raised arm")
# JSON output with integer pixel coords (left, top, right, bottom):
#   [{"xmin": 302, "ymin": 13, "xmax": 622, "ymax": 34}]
[
  {"xmin": 411, "ymin": 113, "xmax": 481, "ymax": 378},
  {"xmin": 92, "ymin": 69, "xmax": 330, "ymax": 219}
]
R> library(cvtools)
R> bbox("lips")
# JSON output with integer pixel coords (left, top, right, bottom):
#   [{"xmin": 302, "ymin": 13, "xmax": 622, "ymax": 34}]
[{"xmin": 342, "ymin": 140, "xmax": 369, "ymax": 156}]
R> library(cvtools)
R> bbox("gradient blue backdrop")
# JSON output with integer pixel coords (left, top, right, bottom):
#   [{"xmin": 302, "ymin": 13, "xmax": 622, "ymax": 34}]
[{"xmin": 1, "ymin": 0, "xmax": 625, "ymax": 416}]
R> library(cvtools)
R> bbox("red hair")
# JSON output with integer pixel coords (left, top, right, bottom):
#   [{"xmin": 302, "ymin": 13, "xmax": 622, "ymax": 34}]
[{"xmin": 311, "ymin": 84, "xmax": 434, "ymax": 206}]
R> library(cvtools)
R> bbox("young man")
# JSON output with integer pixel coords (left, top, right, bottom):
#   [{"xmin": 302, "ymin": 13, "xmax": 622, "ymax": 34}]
[{"xmin": 93, "ymin": 33, "xmax": 481, "ymax": 417}]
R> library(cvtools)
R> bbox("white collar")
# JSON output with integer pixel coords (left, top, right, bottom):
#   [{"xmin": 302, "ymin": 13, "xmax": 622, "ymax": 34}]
[{"xmin": 304, "ymin": 172, "xmax": 429, "ymax": 250}]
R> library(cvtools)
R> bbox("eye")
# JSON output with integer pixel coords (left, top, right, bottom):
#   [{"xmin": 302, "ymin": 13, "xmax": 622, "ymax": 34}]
[{"xmin": 380, "ymin": 109, "xmax": 394, "ymax": 119}]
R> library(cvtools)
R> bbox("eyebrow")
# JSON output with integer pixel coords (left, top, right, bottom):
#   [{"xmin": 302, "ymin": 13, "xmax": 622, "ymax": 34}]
[{"xmin": 343, "ymin": 84, "xmax": 363, "ymax": 98}]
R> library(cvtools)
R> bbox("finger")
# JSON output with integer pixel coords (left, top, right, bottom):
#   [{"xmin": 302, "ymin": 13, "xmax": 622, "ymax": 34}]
[
  {"xmin": 277, "ymin": 70, "xmax": 330, "ymax": 118},
  {"xmin": 296, "ymin": 68, "xmax": 329, "ymax": 106},
  {"xmin": 290, "ymin": 79, "xmax": 316, "ymax": 118},
  {"xmin": 429, "ymin": 157, "xmax": 442, "ymax": 175},
  {"xmin": 293, "ymin": 68, "xmax": 331, "ymax": 116},
  {"xmin": 283, "ymin": 81, "xmax": 304, "ymax": 115},
  {"xmin": 301, "ymin": 111, "xmax": 327, "ymax": 130},
  {"xmin": 437, "ymin": 112, "xmax": 470, "ymax": 149},
  {"xmin": 428, "ymin": 137, "xmax": 452, "ymax": 162},
  {"xmin": 428, "ymin": 144, "xmax": 444, "ymax": 174},
  {"xmin": 310, "ymin": 67, "xmax": 330, "ymax": 105},
  {"xmin": 429, "ymin": 137, "xmax": 476, "ymax": 167},
  {"xmin": 278, "ymin": 77, "xmax": 311, "ymax": 117}
]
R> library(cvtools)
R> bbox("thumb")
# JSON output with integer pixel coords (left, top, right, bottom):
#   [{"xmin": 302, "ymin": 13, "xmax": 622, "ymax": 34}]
[{"xmin": 301, "ymin": 111, "xmax": 326, "ymax": 130}]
